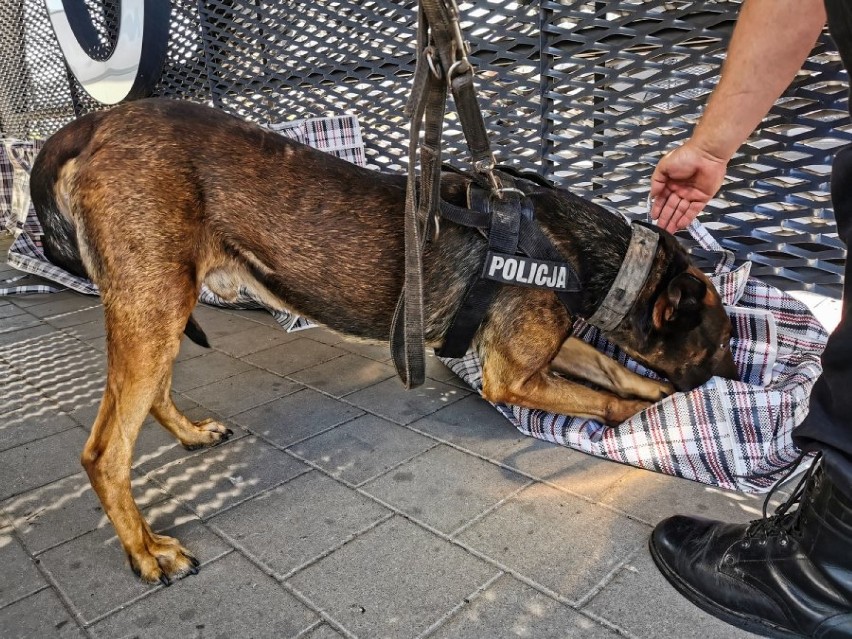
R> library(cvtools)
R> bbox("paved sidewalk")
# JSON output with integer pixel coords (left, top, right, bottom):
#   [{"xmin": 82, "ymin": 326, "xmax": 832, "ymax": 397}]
[{"xmin": 0, "ymin": 235, "xmax": 841, "ymax": 639}]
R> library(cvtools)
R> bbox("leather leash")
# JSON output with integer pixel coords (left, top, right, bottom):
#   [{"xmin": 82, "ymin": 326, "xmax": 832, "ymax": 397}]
[{"xmin": 390, "ymin": 0, "xmax": 499, "ymax": 388}]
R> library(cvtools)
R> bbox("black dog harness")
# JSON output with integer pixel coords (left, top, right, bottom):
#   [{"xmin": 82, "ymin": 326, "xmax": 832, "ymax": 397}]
[{"xmin": 434, "ymin": 169, "xmax": 661, "ymax": 358}]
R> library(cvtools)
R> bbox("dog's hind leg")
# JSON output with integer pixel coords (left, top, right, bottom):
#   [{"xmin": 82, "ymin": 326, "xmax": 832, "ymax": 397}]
[
  {"xmin": 550, "ymin": 337, "xmax": 674, "ymax": 402},
  {"xmin": 150, "ymin": 371, "xmax": 233, "ymax": 450},
  {"xmin": 82, "ymin": 290, "xmax": 201, "ymax": 584}
]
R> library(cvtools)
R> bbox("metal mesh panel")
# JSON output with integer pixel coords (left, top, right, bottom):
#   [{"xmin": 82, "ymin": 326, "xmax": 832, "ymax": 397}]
[{"xmin": 0, "ymin": 0, "xmax": 847, "ymax": 296}]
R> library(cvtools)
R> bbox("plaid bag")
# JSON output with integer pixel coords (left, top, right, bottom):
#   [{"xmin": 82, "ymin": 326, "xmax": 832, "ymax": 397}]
[
  {"xmin": 2, "ymin": 114, "xmax": 366, "ymax": 323},
  {"xmin": 441, "ymin": 220, "xmax": 829, "ymax": 493}
]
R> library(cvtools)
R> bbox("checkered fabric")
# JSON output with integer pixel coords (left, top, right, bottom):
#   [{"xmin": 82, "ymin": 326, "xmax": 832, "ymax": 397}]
[
  {"xmin": 441, "ymin": 223, "xmax": 829, "ymax": 493},
  {"xmin": 1, "ymin": 114, "xmax": 364, "ymax": 322},
  {"xmin": 0, "ymin": 140, "xmax": 14, "ymax": 233}
]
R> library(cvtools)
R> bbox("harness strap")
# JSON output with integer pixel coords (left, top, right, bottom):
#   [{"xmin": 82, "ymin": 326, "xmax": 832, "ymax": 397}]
[
  {"xmin": 436, "ymin": 179, "xmax": 525, "ymax": 357},
  {"xmin": 436, "ymin": 177, "xmax": 584, "ymax": 358}
]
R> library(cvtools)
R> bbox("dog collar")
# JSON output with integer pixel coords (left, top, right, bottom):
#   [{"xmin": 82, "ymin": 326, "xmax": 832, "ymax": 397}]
[{"xmin": 586, "ymin": 222, "xmax": 660, "ymax": 332}]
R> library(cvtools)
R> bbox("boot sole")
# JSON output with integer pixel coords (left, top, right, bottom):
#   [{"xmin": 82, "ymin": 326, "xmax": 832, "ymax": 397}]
[{"xmin": 648, "ymin": 535, "xmax": 806, "ymax": 639}]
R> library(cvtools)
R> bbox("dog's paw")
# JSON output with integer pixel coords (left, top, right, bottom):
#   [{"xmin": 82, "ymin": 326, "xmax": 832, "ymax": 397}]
[
  {"xmin": 129, "ymin": 533, "xmax": 200, "ymax": 585},
  {"xmin": 605, "ymin": 398, "xmax": 653, "ymax": 426},
  {"xmin": 181, "ymin": 418, "xmax": 233, "ymax": 450}
]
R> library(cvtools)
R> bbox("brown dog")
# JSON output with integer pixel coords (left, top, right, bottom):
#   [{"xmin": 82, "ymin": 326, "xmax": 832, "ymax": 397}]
[{"xmin": 31, "ymin": 98, "xmax": 737, "ymax": 584}]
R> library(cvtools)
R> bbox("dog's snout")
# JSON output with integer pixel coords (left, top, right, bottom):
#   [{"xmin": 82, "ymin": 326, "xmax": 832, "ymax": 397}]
[{"xmin": 715, "ymin": 348, "xmax": 739, "ymax": 382}]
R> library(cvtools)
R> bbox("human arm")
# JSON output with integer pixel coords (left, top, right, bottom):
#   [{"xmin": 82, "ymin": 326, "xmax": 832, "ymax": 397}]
[{"xmin": 650, "ymin": 0, "xmax": 827, "ymax": 232}]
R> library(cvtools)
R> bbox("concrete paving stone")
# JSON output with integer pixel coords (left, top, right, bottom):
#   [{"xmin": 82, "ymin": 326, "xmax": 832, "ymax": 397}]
[
  {"xmin": 210, "ymin": 470, "xmax": 389, "ymax": 577},
  {"xmin": 493, "ymin": 439, "xmax": 638, "ymax": 501},
  {"xmin": 583, "ymin": 548, "xmax": 761, "ymax": 639},
  {"xmin": 50, "ymin": 371, "xmax": 107, "ymax": 415},
  {"xmin": 289, "ymin": 516, "xmax": 498, "ymax": 639},
  {"xmin": 4, "ymin": 291, "xmax": 77, "ymax": 308},
  {"xmin": 2, "ymin": 329, "xmax": 102, "ymax": 376},
  {"xmin": 409, "ymin": 394, "xmax": 527, "ymax": 458},
  {"xmin": 133, "ymin": 406, "xmax": 245, "ymax": 475},
  {"xmin": 170, "ymin": 350, "xmax": 255, "ymax": 392},
  {"xmin": 429, "ymin": 574, "xmax": 619, "ymax": 639},
  {"xmin": 301, "ymin": 326, "xmax": 346, "ymax": 345},
  {"xmin": 37, "ymin": 501, "xmax": 231, "ymax": 624},
  {"xmin": 61, "ymin": 319, "xmax": 106, "ymax": 342},
  {"xmin": 0, "ymin": 588, "xmax": 85, "ymax": 639},
  {"xmin": 290, "ymin": 352, "xmax": 397, "ymax": 398},
  {"xmin": 0, "ymin": 429, "xmax": 89, "ymax": 501},
  {"xmin": 175, "ymin": 334, "xmax": 211, "ymax": 361},
  {"xmin": 244, "ymin": 337, "xmax": 344, "ymax": 376},
  {"xmin": 0, "ymin": 312, "xmax": 42, "ymax": 334},
  {"xmin": 332, "ymin": 338, "xmax": 391, "ymax": 362},
  {"xmin": 0, "ymin": 371, "xmax": 42, "ymax": 416},
  {"xmin": 289, "ymin": 414, "xmax": 436, "ymax": 486},
  {"xmin": 409, "ymin": 397, "xmax": 636, "ymax": 500},
  {"xmin": 425, "ymin": 353, "xmax": 469, "ymax": 389},
  {"xmin": 303, "ymin": 624, "xmax": 345, "ymax": 639},
  {"xmin": 147, "ymin": 435, "xmax": 309, "ymax": 518},
  {"xmin": 233, "ymin": 387, "xmax": 364, "ymax": 447},
  {"xmin": 597, "ymin": 466, "xmax": 768, "ymax": 526},
  {"xmin": 344, "ymin": 377, "xmax": 470, "ymax": 425},
  {"xmin": 362, "ymin": 445, "xmax": 529, "ymax": 534},
  {"xmin": 83, "ymin": 335, "xmax": 105, "ymax": 352},
  {"xmin": 19, "ymin": 294, "xmax": 100, "ymax": 319},
  {"xmin": 457, "ymin": 482, "xmax": 649, "ymax": 602},
  {"xmin": 43, "ymin": 306, "xmax": 103, "ymax": 328},
  {"xmin": 0, "ymin": 528, "xmax": 47, "ymax": 609},
  {"xmin": 212, "ymin": 321, "xmax": 301, "ymax": 358},
  {"xmin": 182, "ymin": 367, "xmax": 304, "ymax": 417},
  {"xmin": 0, "ymin": 323, "xmax": 56, "ymax": 348},
  {"xmin": 0, "ymin": 301, "xmax": 26, "ymax": 319},
  {"xmin": 2, "ymin": 471, "xmax": 170, "ymax": 555},
  {"xmin": 90, "ymin": 551, "xmax": 318, "ymax": 639},
  {"xmin": 0, "ymin": 401, "xmax": 79, "ymax": 455},
  {"xmin": 191, "ymin": 304, "xmax": 266, "ymax": 339}
]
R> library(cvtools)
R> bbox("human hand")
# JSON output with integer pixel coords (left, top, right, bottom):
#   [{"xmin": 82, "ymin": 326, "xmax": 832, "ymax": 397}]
[{"xmin": 650, "ymin": 142, "xmax": 728, "ymax": 233}]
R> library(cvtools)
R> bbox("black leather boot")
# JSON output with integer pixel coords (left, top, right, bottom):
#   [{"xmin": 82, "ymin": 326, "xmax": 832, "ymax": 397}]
[{"xmin": 650, "ymin": 456, "xmax": 852, "ymax": 638}]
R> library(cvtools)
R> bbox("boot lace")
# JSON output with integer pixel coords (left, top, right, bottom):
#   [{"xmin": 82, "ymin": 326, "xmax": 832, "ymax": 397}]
[{"xmin": 744, "ymin": 453, "xmax": 822, "ymax": 542}]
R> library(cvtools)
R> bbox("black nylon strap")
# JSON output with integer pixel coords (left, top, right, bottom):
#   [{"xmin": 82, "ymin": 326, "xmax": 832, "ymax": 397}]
[{"xmin": 436, "ymin": 183, "xmax": 528, "ymax": 358}]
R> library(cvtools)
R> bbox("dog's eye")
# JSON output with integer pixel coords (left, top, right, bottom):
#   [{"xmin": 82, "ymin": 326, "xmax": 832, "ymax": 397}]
[{"xmin": 720, "ymin": 341, "xmax": 729, "ymax": 351}]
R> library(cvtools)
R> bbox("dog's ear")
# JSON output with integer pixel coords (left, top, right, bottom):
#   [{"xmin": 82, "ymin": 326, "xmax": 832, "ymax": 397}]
[{"xmin": 653, "ymin": 272, "xmax": 707, "ymax": 331}]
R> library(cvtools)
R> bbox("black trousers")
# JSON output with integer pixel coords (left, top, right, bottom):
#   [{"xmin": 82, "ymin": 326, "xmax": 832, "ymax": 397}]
[{"xmin": 793, "ymin": 144, "xmax": 852, "ymax": 492}]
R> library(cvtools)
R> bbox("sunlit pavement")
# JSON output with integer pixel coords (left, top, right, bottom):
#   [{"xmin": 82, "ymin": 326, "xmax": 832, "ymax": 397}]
[{"xmin": 0, "ymin": 233, "xmax": 841, "ymax": 639}]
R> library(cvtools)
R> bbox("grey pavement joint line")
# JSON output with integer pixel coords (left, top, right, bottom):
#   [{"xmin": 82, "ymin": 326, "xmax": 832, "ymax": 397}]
[
  {"xmin": 292, "ymin": 619, "xmax": 329, "ymax": 639},
  {"xmin": 210, "ymin": 510, "xmax": 396, "ymax": 582},
  {"xmin": 233, "ymin": 408, "xmax": 367, "ymax": 451},
  {"xmin": 282, "ymin": 434, "xmax": 646, "ymax": 625},
  {"xmin": 5, "ymin": 525, "xmax": 95, "ymax": 637},
  {"xmin": 352, "ymin": 442, "xmax": 443, "ymax": 488},
  {"xmin": 401, "ymin": 419, "xmax": 658, "ymax": 529},
  {"xmin": 43, "ymin": 305, "xmax": 103, "ymax": 321},
  {"xmin": 80, "ymin": 548, "xmax": 237, "ymax": 629},
  {"xmin": 414, "ymin": 570, "xmax": 505, "ymax": 639},
  {"xmin": 446, "ymin": 479, "xmax": 536, "ymax": 539},
  {"xmin": 573, "ymin": 543, "xmax": 646, "ymax": 609},
  {"xmin": 0, "ymin": 583, "xmax": 50, "ymax": 612}
]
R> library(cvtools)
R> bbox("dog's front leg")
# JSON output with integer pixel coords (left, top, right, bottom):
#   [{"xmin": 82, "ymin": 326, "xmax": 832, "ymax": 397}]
[
  {"xmin": 477, "ymin": 296, "xmax": 652, "ymax": 426},
  {"xmin": 550, "ymin": 337, "xmax": 674, "ymax": 402}
]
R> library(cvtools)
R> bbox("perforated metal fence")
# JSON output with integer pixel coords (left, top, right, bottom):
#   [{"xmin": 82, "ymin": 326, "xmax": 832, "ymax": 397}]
[{"xmin": 0, "ymin": 0, "xmax": 848, "ymax": 296}]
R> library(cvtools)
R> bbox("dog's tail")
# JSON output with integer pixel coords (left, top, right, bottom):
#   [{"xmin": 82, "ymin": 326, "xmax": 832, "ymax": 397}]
[{"xmin": 30, "ymin": 114, "xmax": 211, "ymax": 349}]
